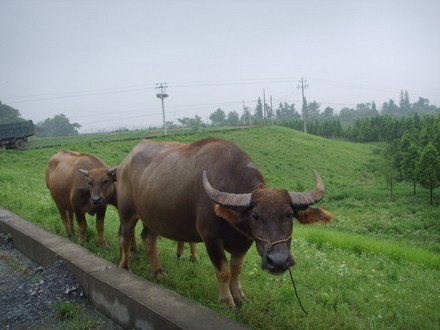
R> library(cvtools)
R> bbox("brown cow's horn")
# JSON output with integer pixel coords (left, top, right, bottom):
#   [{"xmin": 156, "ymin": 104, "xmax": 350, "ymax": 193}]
[
  {"xmin": 78, "ymin": 169, "xmax": 89, "ymax": 176},
  {"xmin": 107, "ymin": 167, "xmax": 118, "ymax": 175},
  {"xmin": 202, "ymin": 170, "xmax": 251, "ymax": 207},
  {"xmin": 289, "ymin": 169, "xmax": 325, "ymax": 206}
]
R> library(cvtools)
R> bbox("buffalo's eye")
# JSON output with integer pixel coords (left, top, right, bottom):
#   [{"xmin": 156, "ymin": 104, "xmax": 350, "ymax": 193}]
[
  {"xmin": 87, "ymin": 181, "xmax": 92, "ymax": 186},
  {"xmin": 251, "ymin": 212, "xmax": 261, "ymax": 221},
  {"xmin": 103, "ymin": 178, "xmax": 109, "ymax": 184},
  {"xmin": 284, "ymin": 212, "xmax": 294, "ymax": 221}
]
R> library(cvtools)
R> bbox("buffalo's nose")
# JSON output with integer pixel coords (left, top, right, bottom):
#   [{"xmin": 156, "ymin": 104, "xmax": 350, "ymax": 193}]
[
  {"xmin": 91, "ymin": 196, "xmax": 103, "ymax": 204},
  {"xmin": 264, "ymin": 252, "xmax": 295, "ymax": 274}
]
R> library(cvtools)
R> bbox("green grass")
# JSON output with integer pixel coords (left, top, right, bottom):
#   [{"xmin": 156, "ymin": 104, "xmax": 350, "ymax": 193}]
[
  {"xmin": 1, "ymin": 125, "xmax": 439, "ymax": 329},
  {"xmin": 52, "ymin": 300, "xmax": 106, "ymax": 329},
  {"xmin": 297, "ymin": 226, "xmax": 440, "ymax": 269}
]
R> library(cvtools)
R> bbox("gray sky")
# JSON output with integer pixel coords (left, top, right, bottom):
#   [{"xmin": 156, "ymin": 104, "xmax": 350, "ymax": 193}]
[{"xmin": 1, "ymin": 0, "xmax": 439, "ymax": 133}]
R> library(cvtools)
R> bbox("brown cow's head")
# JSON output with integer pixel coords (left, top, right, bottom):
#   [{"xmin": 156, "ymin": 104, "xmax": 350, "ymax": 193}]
[
  {"xmin": 203, "ymin": 170, "xmax": 333, "ymax": 275},
  {"xmin": 79, "ymin": 167, "xmax": 117, "ymax": 208}
]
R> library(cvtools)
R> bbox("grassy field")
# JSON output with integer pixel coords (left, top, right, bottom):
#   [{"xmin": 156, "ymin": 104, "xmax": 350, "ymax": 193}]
[{"xmin": 1, "ymin": 126, "xmax": 439, "ymax": 329}]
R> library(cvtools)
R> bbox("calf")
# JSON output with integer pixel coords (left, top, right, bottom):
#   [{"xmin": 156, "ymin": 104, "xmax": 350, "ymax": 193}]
[{"xmin": 46, "ymin": 151, "xmax": 117, "ymax": 248}]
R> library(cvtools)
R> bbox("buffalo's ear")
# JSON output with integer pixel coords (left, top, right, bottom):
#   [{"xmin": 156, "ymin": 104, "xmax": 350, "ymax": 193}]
[
  {"xmin": 78, "ymin": 169, "xmax": 89, "ymax": 177},
  {"xmin": 107, "ymin": 167, "xmax": 118, "ymax": 182},
  {"xmin": 295, "ymin": 206, "xmax": 333, "ymax": 224},
  {"xmin": 213, "ymin": 204, "xmax": 243, "ymax": 224}
]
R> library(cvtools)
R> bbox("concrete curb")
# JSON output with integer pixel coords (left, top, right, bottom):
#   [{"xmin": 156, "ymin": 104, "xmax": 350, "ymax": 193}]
[{"xmin": 0, "ymin": 207, "xmax": 250, "ymax": 330}]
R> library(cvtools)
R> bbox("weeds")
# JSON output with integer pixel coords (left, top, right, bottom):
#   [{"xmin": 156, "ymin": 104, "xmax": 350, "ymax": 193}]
[
  {"xmin": 53, "ymin": 300, "xmax": 79, "ymax": 320},
  {"xmin": 52, "ymin": 300, "xmax": 105, "ymax": 329}
]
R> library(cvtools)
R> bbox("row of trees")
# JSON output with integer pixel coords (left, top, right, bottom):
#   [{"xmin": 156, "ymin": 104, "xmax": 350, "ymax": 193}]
[
  {"xmin": 0, "ymin": 102, "xmax": 81, "ymax": 137},
  {"xmin": 35, "ymin": 114, "xmax": 81, "ymax": 137},
  {"xmin": 0, "ymin": 101, "xmax": 25, "ymax": 124},
  {"xmin": 178, "ymin": 90, "xmax": 437, "ymax": 132},
  {"xmin": 382, "ymin": 116, "xmax": 440, "ymax": 203}
]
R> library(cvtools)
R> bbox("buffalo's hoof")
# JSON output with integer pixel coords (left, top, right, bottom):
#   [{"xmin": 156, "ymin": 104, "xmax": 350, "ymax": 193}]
[
  {"xmin": 152, "ymin": 269, "xmax": 164, "ymax": 277},
  {"xmin": 99, "ymin": 241, "xmax": 110, "ymax": 249},
  {"xmin": 190, "ymin": 255, "xmax": 199, "ymax": 262},
  {"xmin": 219, "ymin": 296, "xmax": 237, "ymax": 309}
]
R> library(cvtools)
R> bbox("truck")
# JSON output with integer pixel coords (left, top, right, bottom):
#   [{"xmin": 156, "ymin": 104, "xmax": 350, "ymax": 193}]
[{"xmin": 0, "ymin": 120, "xmax": 35, "ymax": 149}]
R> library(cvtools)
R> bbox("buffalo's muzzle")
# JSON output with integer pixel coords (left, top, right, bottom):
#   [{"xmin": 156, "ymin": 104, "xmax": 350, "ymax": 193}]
[
  {"xmin": 263, "ymin": 252, "xmax": 295, "ymax": 274},
  {"xmin": 90, "ymin": 196, "xmax": 105, "ymax": 205}
]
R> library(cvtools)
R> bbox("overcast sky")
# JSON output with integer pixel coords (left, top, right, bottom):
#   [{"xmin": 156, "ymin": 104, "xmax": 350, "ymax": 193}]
[{"xmin": 1, "ymin": 0, "xmax": 439, "ymax": 133}]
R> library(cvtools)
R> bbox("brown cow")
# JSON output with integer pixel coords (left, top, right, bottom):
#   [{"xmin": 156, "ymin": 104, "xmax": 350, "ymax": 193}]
[
  {"xmin": 46, "ymin": 151, "xmax": 117, "ymax": 248},
  {"xmin": 116, "ymin": 138, "xmax": 333, "ymax": 308}
]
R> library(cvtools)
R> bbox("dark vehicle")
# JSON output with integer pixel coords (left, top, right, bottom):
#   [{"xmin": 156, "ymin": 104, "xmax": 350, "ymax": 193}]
[{"xmin": 0, "ymin": 120, "xmax": 34, "ymax": 149}]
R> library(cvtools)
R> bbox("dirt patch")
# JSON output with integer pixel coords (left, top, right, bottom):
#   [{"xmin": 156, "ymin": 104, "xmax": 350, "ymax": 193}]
[{"xmin": 0, "ymin": 232, "xmax": 122, "ymax": 329}]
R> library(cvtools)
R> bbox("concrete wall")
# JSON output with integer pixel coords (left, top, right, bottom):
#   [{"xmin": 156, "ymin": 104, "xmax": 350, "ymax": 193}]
[{"xmin": 0, "ymin": 207, "xmax": 250, "ymax": 330}]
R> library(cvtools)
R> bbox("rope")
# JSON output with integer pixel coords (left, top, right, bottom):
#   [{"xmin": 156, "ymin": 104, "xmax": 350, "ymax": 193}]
[
  {"xmin": 250, "ymin": 225, "xmax": 292, "ymax": 252},
  {"xmin": 230, "ymin": 222, "xmax": 307, "ymax": 315},
  {"xmin": 286, "ymin": 265, "xmax": 308, "ymax": 315}
]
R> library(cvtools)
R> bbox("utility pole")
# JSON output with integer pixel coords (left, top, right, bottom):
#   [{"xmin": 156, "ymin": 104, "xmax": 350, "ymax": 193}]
[
  {"xmin": 263, "ymin": 88, "xmax": 266, "ymax": 120},
  {"xmin": 297, "ymin": 77, "xmax": 309, "ymax": 133},
  {"xmin": 270, "ymin": 95, "xmax": 273, "ymax": 125},
  {"xmin": 156, "ymin": 83, "xmax": 168, "ymax": 135}
]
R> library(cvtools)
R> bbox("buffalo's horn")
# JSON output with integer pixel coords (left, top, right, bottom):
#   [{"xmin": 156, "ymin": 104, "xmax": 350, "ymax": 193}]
[
  {"xmin": 289, "ymin": 169, "xmax": 326, "ymax": 206},
  {"xmin": 107, "ymin": 167, "xmax": 118, "ymax": 175},
  {"xmin": 202, "ymin": 170, "xmax": 252, "ymax": 207},
  {"xmin": 78, "ymin": 169, "xmax": 89, "ymax": 176}
]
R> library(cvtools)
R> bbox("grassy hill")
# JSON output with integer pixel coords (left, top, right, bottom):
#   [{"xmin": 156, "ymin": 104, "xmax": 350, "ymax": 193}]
[{"xmin": 1, "ymin": 126, "xmax": 439, "ymax": 329}]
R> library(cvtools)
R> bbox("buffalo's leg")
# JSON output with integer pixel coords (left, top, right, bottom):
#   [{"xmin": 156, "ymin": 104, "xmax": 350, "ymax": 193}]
[
  {"xmin": 229, "ymin": 253, "xmax": 247, "ymax": 306},
  {"xmin": 130, "ymin": 231, "xmax": 139, "ymax": 253},
  {"xmin": 67, "ymin": 211, "xmax": 75, "ymax": 236},
  {"xmin": 74, "ymin": 211, "xmax": 88, "ymax": 244},
  {"xmin": 140, "ymin": 226, "xmax": 162, "ymax": 276},
  {"xmin": 204, "ymin": 240, "xmax": 236, "ymax": 308},
  {"xmin": 95, "ymin": 206, "xmax": 109, "ymax": 249},
  {"xmin": 176, "ymin": 241, "xmax": 184, "ymax": 258},
  {"xmin": 59, "ymin": 209, "xmax": 74, "ymax": 237},
  {"xmin": 189, "ymin": 242, "xmax": 198, "ymax": 262},
  {"xmin": 118, "ymin": 214, "xmax": 138, "ymax": 270}
]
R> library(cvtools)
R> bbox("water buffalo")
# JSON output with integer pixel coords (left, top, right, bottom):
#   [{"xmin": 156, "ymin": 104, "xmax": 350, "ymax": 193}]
[
  {"xmin": 116, "ymin": 138, "xmax": 333, "ymax": 308},
  {"xmin": 46, "ymin": 151, "xmax": 117, "ymax": 248}
]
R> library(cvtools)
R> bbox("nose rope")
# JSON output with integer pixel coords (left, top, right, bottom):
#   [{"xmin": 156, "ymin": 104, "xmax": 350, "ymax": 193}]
[
  {"xmin": 286, "ymin": 265, "xmax": 309, "ymax": 315},
  {"xmin": 249, "ymin": 225, "xmax": 292, "ymax": 252},
  {"xmin": 227, "ymin": 221, "xmax": 291, "ymax": 252}
]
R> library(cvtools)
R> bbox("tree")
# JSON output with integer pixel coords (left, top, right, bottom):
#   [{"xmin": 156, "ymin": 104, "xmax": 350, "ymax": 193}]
[
  {"xmin": 321, "ymin": 106, "xmax": 334, "ymax": 120},
  {"xmin": 190, "ymin": 115, "xmax": 203, "ymax": 131},
  {"xmin": 371, "ymin": 101, "xmax": 377, "ymax": 113},
  {"xmin": 177, "ymin": 117, "xmax": 191, "ymax": 128},
  {"xmin": 382, "ymin": 149, "xmax": 398, "ymax": 197},
  {"xmin": 307, "ymin": 101, "xmax": 320, "ymax": 119},
  {"xmin": 254, "ymin": 98, "xmax": 263, "ymax": 121},
  {"xmin": 276, "ymin": 102, "xmax": 299, "ymax": 121},
  {"xmin": 209, "ymin": 108, "xmax": 226, "ymax": 126},
  {"xmin": 0, "ymin": 101, "xmax": 24, "ymax": 123},
  {"xmin": 226, "ymin": 111, "xmax": 240, "ymax": 126},
  {"xmin": 382, "ymin": 99, "xmax": 399, "ymax": 116},
  {"xmin": 241, "ymin": 106, "xmax": 252, "ymax": 125},
  {"xmin": 399, "ymin": 90, "xmax": 410, "ymax": 113},
  {"xmin": 265, "ymin": 102, "xmax": 273, "ymax": 121},
  {"xmin": 301, "ymin": 96, "xmax": 309, "ymax": 133},
  {"xmin": 416, "ymin": 142, "xmax": 440, "ymax": 204},
  {"xmin": 37, "ymin": 114, "xmax": 81, "ymax": 137}
]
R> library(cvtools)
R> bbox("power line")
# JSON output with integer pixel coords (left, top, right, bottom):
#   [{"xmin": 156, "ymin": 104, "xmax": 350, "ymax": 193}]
[
  {"xmin": 4, "ymin": 77, "xmax": 439, "ymax": 105},
  {"xmin": 4, "ymin": 86, "xmax": 156, "ymax": 104}
]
